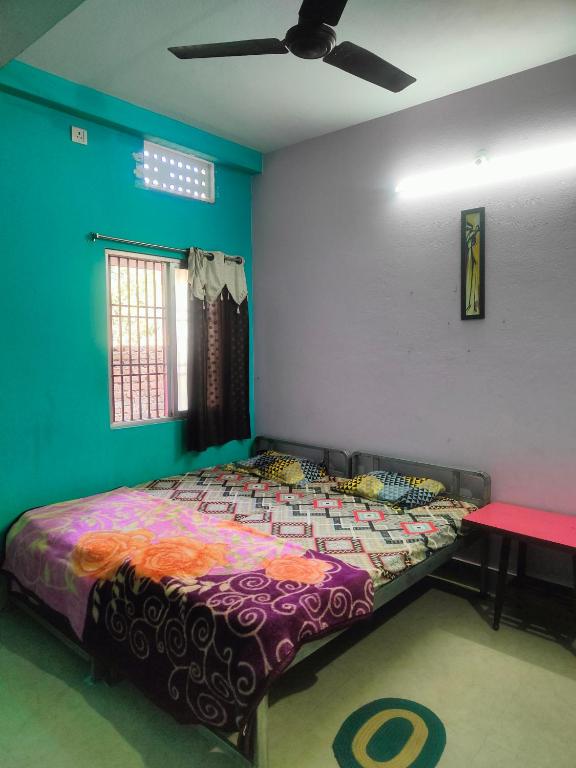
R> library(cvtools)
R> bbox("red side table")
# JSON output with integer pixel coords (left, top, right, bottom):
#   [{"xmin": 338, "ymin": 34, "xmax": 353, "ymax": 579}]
[{"xmin": 463, "ymin": 502, "xmax": 576, "ymax": 630}]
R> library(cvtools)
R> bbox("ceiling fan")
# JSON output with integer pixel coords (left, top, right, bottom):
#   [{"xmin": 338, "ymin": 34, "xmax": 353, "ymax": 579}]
[{"xmin": 168, "ymin": 0, "xmax": 416, "ymax": 93}]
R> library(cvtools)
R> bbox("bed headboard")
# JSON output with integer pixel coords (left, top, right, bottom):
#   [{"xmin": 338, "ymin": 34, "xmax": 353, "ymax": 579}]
[
  {"xmin": 252, "ymin": 436, "xmax": 350, "ymax": 477},
  {"xmin": 350, "ymin": 451, "xmax": 491, "ymax": 507}
]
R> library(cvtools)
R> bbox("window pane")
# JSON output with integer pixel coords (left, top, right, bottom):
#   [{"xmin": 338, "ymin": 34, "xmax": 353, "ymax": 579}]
[
  {"xmin": 175, "ymin": 267, "xmax": 188, "ymax": 412},
  {"xmin": 108, "ymin": 255, "xmax": 169, "ymax": 423}
]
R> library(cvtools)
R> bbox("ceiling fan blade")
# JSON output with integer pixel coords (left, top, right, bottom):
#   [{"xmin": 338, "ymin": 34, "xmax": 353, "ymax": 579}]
[
  {"xmin": 169, "ymin": 38, "xmax": 288, "ymax": 59},
  {"xmin": 324, "ymin": 41, "xmax": 416, "ymax": 92},
  {"xmin": 298, "ymin": 0, "xmax": 350, "ymax": 26}
]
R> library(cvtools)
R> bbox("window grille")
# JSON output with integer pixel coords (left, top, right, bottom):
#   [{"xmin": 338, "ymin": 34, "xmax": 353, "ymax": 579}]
[
  {"xmin": 137, "ymin": 140, "xmax": 215, "ymax": 202},
  {"xmin": 107, "ymin": 251, "xmax": 188, "ymax": 425}
]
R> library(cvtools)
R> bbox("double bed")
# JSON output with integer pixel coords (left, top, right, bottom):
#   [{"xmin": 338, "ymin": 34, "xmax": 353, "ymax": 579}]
[{"xmin": 1, "ymin": 436, "xmax": 490, "ymax": 767}]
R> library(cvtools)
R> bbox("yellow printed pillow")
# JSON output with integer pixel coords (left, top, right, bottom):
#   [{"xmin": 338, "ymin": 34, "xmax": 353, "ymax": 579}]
[
  {"xmin": 227, "ymin": 451, "xmax": 327, "ymax": 487},
  {"xmin": 336, "ymin": 470, "xmax": 444, "ymax": 509}
]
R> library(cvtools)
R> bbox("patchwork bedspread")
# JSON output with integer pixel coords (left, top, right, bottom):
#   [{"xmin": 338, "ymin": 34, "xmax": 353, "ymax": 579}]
[
  {"xmin": 136, "ymin": 465, "xmax": 478, "ymax": 589},
  {"xmin": 3, "ymin": 488, "xmax": 373, "ymax": 730}
]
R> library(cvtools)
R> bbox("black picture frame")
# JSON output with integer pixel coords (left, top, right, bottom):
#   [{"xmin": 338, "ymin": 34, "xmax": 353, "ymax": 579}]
[{"xmin": 461, "ymin": 207, "xmax": 485, "ymax": 320}]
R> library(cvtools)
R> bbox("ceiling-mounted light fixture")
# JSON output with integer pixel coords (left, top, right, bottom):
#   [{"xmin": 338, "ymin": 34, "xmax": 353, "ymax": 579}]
[{"xmin": 396, "ymin": 140, "xmax": 576, "ymax": 198}]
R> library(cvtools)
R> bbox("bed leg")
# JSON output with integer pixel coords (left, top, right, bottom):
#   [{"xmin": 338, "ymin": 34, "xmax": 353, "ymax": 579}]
[
  {"xmin": 89, "ymin": 657, "xmax": 123, "ymax": 686},
  {"xmin": 253, "ymin": 694, "xmax": 269, "ymax": 768},
  {"xmin": 89, "ymin": 657, "xmax": 106, "ymax": 683},
  {"xmin": 0, "ymin": 574, "xmax": 8, "ymax": 611}
]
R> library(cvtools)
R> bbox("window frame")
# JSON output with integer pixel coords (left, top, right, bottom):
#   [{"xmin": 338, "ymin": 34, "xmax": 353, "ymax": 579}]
[{"xmin": 105, "ymin": 248, "xmax": 188, "ymax": 429}]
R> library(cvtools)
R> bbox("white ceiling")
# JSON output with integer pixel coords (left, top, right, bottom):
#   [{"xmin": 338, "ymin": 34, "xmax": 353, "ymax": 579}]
[{"xmin": 18, "ymin": 0, "xmax": 576, "ymax": 152}]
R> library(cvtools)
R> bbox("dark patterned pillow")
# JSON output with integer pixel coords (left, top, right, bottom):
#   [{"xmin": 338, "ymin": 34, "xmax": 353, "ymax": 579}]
[
  {"xmin": 336, "ymin": 471, "xmax": 445, "ymax": 509},
  {"xmin": 227, "ymin": 451, "xmax": 327, "ymax": 487}
]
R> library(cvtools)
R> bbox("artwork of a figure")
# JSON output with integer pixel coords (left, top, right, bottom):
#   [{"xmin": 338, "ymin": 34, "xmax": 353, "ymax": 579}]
[
  {"xmin": 461, "ymin": 208, "xmax": 485, "ymax": 319},
  {"xmin": 465, "ymin": 216, "xmax": 481, "ymax": 314}
]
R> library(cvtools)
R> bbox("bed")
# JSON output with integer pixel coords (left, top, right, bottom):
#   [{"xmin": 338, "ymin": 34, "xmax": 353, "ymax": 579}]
[{"xmin": 0, "ymin": 436, "xmax": 490, "ymax": 767}]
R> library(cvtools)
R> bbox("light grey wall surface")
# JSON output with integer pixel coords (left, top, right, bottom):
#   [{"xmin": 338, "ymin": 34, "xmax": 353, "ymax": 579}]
[
  {"xmin": 253, "ymin": 55, "xmax": 576, "ymax": 583},
  {"xmin": 0, "ymin": 0, "xmax": 87, "ymax": 66}
]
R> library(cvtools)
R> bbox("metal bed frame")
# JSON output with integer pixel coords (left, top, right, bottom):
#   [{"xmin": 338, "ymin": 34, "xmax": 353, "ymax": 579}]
[
  {"xmin": 0, "ymin": 436, "xmax": 491, "ymax": 768},
  {"xmin": 350, "ymin": 451, "xmax": 491, "ymax": 508},
  {"xmin": 251, "ymin": 435, "xmax": 351, "ymax": 477},
  {"xmin": 236, "ymin": 441, "xmax": 490, "ymax": 767}
]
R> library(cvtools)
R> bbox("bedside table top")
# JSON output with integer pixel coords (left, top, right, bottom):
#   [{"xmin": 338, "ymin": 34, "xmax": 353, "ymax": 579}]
[{"xmin": 465, "ymin": 502, "xmax": 576, "ymax": 549}]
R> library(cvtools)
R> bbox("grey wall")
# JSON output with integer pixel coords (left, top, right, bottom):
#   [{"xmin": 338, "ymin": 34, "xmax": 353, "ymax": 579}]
[
  {"xmin": 0, "ymin": 0, "xmax": 87, "ymax": 66},
  {"xmin": 253, "ymin": 55, "xmax": 576, "ymax": 583}
]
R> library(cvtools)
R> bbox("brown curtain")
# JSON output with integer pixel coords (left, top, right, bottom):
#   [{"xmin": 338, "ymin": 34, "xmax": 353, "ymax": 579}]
[{"xmin": 186, "ymin": 291, "xmax": 251, "ymax": 451}]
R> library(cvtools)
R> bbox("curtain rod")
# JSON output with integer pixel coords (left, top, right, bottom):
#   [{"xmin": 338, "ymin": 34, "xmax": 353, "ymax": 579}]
[{"xmin": 88, "ymin": 232, "xmax": 243, "ymax": 264}]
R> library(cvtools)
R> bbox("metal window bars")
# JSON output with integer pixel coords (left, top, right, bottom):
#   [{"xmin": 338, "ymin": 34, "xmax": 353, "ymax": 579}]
[{"xmin": 108, "ymin": 254, "xmax": 169, "ymax": 423}]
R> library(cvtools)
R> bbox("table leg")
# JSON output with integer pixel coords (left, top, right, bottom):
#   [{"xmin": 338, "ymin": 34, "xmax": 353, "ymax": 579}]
[
  {"xmin": 517, "ymin": 540, "xmax": 527, "ymax": 582},
  {"xmin": 480, "ymin": 534, "xmax": 490, "ymax": 597},
  {"xmin": 493, "ymin": 536, "xmax": 511, "ymax": 631},
  {"xmin": 572, "ymin": 555, "xmax": 576, "ymax": 633}
]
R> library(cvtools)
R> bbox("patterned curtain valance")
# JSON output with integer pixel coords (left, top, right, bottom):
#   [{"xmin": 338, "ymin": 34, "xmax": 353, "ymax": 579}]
[{"xmin": 188, "ymin": 247, "xmax": 247, "ymax": 305}]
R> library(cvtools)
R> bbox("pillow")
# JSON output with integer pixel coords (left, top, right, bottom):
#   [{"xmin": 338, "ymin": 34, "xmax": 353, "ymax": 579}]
[
  {"xmin": 336, "ymin": 470, "xmax": 445, "ymax": 509},
  {"xmin": 227, "ymin": 450, "xmax": 327, "ymax": 487}
]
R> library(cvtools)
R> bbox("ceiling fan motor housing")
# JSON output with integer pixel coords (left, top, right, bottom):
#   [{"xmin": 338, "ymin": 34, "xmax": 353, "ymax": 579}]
[{"xmin": 285, "ymin": 23, "xmax": 336, "ymax": 59}]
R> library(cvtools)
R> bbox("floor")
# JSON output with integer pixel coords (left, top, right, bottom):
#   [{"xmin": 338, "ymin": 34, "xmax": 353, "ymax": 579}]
[{"xmin": 1, "ymin": 581, "xmax": 575, "ymax": 768}]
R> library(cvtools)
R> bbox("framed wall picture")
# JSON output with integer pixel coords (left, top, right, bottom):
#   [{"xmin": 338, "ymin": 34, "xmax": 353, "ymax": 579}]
[{"xmin": 461, "ymin": 207, "xmax": 485, "ymax": 320}]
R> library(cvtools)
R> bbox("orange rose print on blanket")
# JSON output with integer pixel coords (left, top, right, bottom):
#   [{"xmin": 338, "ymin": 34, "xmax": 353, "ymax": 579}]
[
  {"xmin": 71, "ymin": 530, "xmax": 154, "ymax": 580},
  {"xmin": 131, "ymin": 537, "xmax": 228, "ymax": 582},
  {"xmin": 261, "ymin": 555, "xmax": 332, "ymax": 585}
]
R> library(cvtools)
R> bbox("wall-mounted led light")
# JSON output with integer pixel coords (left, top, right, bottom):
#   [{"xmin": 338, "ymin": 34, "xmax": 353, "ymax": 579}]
[{"xmin": 396, "ymin": 140, "xmax": 576, "ymax": 198}]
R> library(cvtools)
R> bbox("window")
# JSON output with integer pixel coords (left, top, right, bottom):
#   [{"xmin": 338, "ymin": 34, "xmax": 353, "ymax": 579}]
[
  {"xmin": 107, "ymin": 251, "xmax": 188, "ymax": 425},
  {"xmin": 137, "ymin": 140, "xmax": 215, "ymax": 202}
]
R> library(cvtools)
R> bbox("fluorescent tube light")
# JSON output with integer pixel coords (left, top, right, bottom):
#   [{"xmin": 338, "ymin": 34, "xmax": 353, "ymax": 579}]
[{"xmin": 396, "ymin": 140, "xmax": 576, "ymax": 198}]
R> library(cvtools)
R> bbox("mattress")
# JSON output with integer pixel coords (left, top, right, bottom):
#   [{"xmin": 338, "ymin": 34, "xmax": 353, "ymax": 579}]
[{"xmin": 136, "ymin": 463, "xmax": 478, "ymax": 589}]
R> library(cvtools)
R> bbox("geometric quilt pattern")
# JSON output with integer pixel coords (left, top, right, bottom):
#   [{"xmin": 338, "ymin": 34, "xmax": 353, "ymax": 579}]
[{"xmin": 136, "ymin": 465, "xmax": 478, "ymax": 588}]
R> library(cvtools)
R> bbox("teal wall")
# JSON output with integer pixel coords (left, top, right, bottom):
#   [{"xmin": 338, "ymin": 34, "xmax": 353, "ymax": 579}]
[{"xmin": 0, "ymin": 63, "xmax": 260, "ymax": 536}]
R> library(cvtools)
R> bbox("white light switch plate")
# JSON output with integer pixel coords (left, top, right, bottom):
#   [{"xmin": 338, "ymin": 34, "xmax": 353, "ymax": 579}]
[{"xmin": 71, "ymin": 126, "xmax": 88, "ymax": 145}]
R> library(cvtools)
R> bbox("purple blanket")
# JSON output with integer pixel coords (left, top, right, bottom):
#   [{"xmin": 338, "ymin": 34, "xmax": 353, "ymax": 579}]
[{"xmin": 3, "ymin": 488, "xmax": 373, "ymax": 730}]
